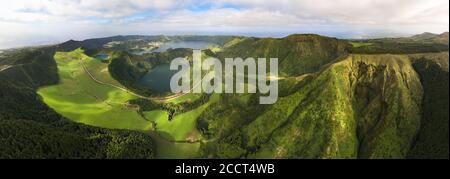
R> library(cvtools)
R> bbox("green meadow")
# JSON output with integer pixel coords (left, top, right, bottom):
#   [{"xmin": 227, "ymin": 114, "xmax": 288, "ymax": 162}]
[
  {"xmin": 149, "ymin": 132, "xmax": 201, "ymax": 159},
  {"xmin": 350, "ymin": 42, "xmax": 373, "ymax": 48},
  {"xmin": 36, "ymin": 49, "xmax": 219, "ymax": 158},
  {"xmin": 167, "ymin": 93, "xmax": 202, "ymax": 104},
  {"xmin": 144, "ymin": 94, "xmax": 220, "ymax": 141},
  {"xmin": 144, "ymin": 94, "xmax": 220, "ymax": 158},
  {"xmin": 37, "ymin": 49, "xmax": 153, "ymax": 131}
]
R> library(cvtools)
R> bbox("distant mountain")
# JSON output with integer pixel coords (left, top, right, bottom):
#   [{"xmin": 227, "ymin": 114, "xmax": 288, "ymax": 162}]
[
  {"xmin": 411, "ymin": 32, "xmax": 439, "ymax": 40},
  {"xmin": 57, "ymin": 35, "xmax": 237, "ymax": 52},
  {"xmin": 57, "ymin": 36, "xmax": 166, "ymax": 52},
  {"xmin": 435, "ymin": 32, "xmax": 449, "ymax": 45},
  {"xmin": 410, "ymin": 32, "xmax": 449, "ymax": 45},
  {"xmin": 348, "ymin": 32, "xmax": 449, "ymax": 54}
]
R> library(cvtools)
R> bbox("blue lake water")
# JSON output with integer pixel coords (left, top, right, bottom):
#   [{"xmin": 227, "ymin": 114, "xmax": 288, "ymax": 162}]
[
  {"xmin": 95, "ymin": 54, "xmax": 109, "ymax": 60},
  {"xmin": 130, "ymin": 41, "xmax": 217, "ymax": 55},
  {"xmin": 134, "ymin": 64, "xmax": 181, "ymax": 93},
  {"xmin": 152, "ymin": 41, "xmax": 217, "ymax": 53},
  {"xmin": 133, "ymin": 41, "xmax": 217, "ymax": 93}
]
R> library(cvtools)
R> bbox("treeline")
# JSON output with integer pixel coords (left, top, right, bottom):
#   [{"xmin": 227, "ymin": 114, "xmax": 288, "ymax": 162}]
[
  {"xmin": 0, "ymin": 47, "xmax": 156, "ymax": 159},
  {"xmin": 0, "ymin": 119, "xmax": 154, "ymax": 159},
  {"xmin": 107, "ymin": 48, "xmax": 193, "ymax": 97},
  {"xmin": 170, "ymin": 36, "xmax": 236, "ymax": 46},
  {"xmin": 108, "ymin": 51, "xmax": 151, "ymax": 88},
  {"xmin": 130, "ymin": 93, "xmax": 211, "ymax": 121},
  {"xmin": 196, "ymin": 93, "xmax": 268, "ymax": 158},
  {"xmin": 348, "ymin": 41, "xmax": 449, "ymax": 54},
  {"xmin": 143, "ymin": 48, "xmax": 193, "ymax": 64}
]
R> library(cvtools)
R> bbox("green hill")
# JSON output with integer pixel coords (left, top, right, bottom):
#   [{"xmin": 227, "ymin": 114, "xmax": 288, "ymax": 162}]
[
  {"xmin": 410, "ymin": 32, "xmax": 449, "ymax": 45},
  {"xmin": 408, "ymin": 52, "xmax": 449, "ymax": 159},
  {"xmin": 198, "ymin": 53, "xmax": 447, "ymax": 159},
  {"xmin": 348, "ymin": 32, "xmax": 449, "ymax": 54},
  {"xmin": 0, "ymin": 47, "xmax": 156, "ymax": 159},
  {"xmin": 218, "ymin": 34, "xmax": 349, "ymax": 76}
]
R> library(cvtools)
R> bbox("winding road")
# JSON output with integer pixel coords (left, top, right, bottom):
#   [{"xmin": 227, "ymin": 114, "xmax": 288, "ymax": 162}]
[
  {"xmin": 0, "ymin": 65, "xmax": 12, "ymax": 72},
  {"xmin": 80, "ymin": 60, "xmax": 187, "ymax": 102}
]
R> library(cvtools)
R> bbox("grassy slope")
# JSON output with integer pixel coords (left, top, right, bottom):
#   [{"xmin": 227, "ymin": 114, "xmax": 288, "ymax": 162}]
[
  {"xmin": 276, "ymin": 54, "xmax": 422, "ymax": 159},
  {"xmin": 200, "ymin": 54, "xmax": 425, "ymax": 159},
  {"xmin": 37, "ymin": 48, "xmax": 220, "ymax": 158},
  {"xmin": 167, "ymin": 93, "xmax": 202, "ymax": 104},
  {"xmin": 142, "ymin": 94, "xmax": 220, "ymax": 158},
  {"xmin": 0, "ymin": 47, "xmax": 155, "ymax": 159},
  {"xmin": 149, "ymin": 132, "xmax": 201, "ymax": 159},
  {"xmin": 218, "ymin": 34, "xmax": 349, "ymax": 77},
  {"xmin": 348, "ymin": 36, "xmax": 449, "ymax": 54},
  {"xmin": 408, "ymin": 52, "xmax": 449, "ymax": 159},
  {"xmin": 350, "ymin": 42, "xmax": 373, "ymax": 48},
  {"xmin": 37, "ymin": 49, "xmax": 152, "ymax": 131},
  {"xmin": 247, "ymin": 57, "xmax": 358, "ymax": 159},
  {"xmin": 348, "ymin": 55, "xmax": 423, "ymax": 158}
]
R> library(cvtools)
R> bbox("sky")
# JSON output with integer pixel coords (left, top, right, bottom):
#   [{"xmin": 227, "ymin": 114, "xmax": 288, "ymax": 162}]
[{"xmin": 0, "ymin": 0, "xmax": 449, "ymax": 49}]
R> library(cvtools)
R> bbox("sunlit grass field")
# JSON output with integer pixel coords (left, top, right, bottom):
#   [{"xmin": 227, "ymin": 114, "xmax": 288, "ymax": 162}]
[
  {"xmin": 37, "ymin": 49, "xmax": 153, "ymax": 131},
  {"xmin": 36, "ymin": 49, "xmax": 221, "ymax": 158},
  {"xmin": 350, "ymin": 42, "xmax": 373, "ymax": 48}
]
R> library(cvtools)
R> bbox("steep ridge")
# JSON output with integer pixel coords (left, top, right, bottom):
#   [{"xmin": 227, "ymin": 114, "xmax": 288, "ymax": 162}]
[
  {"xmin": 199, "ymin": 54, "xmax": 425, "ymax": 159},
  {"xmin": 347, "ymin": 55, "xmax": 423, "ymax": 158},
  {"xmin": 408, "ymin": 52, "xmax": 449, "ymax": 159},
  {"xmin": 218, "ymin": 34, "xmax": 349, "ymax": 76}
]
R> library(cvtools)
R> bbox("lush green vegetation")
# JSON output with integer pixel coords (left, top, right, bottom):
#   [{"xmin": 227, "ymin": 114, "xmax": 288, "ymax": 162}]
[
  {"xmin": 0, "ymin": 119, "xmax": 155, "ymax": 159},
  {"xmin": 149, "ymin": 132, "xmax": 201, "ymax": 159},
  {"xmin": 107, "ymin": 48, "xmax": 193, "ymax": 96},
  {"xmin": 34, "ymin": 48, "xmax": 227, "ymax": 158},
  {"xmin": 218, "ymin": 34, "xmax": 349, "ymax": 77},
  {"xmin": 1, "ymin": 34, "xmax": 448, "ymax": 159},
  {"xmin": 198, "ymin": 54, "xmax": 429, "ymax": 159},
  {"xmin": 108, "ymin": 51, "xmax": 152, "ymax": 92},
  {"xmin": 37, "ymin": 49, "xmax": 153, "ymax": 131},
  {"xmin": 350, "ymin": 42, "xmax": 373, "ymax": 48},
  {"xmin": 348, "ymin": 33, "xmax": 449, "ymax": 54},
  {"xmin": 408, "ymin": 53, "xmax": 449, "ymax": 159},
  {"xmin": 349, "ymin": 41, "xmax": 448, "ymax": 54},
  {"xmin": 0, "ymin": 47, "xmax": 155, "ymax": 159},
  {"xmin": 133, "ymin": 94, "xmax": 221, "ymax": 142}
]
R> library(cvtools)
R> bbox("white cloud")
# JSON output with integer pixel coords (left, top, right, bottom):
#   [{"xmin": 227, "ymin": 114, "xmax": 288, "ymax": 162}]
[
  {"xmin": 209, "ymin": 0, "xmax": 449, "ymax": 27},
  {"xmin": 0, "ymin": 0, "xmax": 448, "ymax": 49},
  {"xmin": 0, "ymin": 0, "xmax": 186, "ymax": 22}
]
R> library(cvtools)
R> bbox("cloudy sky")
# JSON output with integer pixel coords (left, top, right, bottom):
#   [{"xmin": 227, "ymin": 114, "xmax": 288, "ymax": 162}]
[{"xmin": 0, "ymin": 0, "xmax": 448, "ymax": 49}]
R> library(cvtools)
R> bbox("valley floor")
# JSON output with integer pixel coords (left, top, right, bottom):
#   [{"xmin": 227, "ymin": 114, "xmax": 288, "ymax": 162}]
[{"xmin": 37, "ymin": 49, "xmax": 213, "ymax": 158}]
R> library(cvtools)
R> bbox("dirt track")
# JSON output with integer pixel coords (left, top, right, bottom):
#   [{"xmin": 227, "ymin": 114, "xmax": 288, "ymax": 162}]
[{"xmin": 80, "ymin": 61, "xmax": 185, "ymax": 102}]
